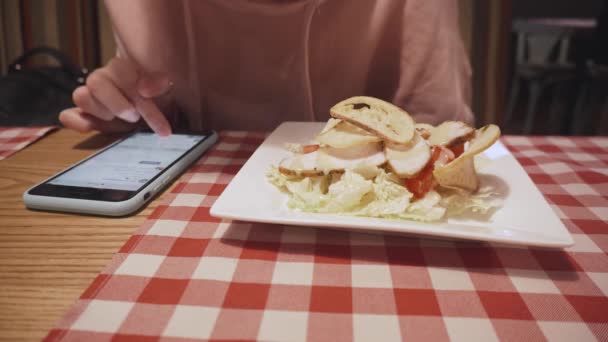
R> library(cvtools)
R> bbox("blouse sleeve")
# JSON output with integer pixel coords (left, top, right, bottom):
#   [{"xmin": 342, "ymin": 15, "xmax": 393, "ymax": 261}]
[{"xmin": 392, "ymin": 0, "xmax": 474, "ymax": 125}]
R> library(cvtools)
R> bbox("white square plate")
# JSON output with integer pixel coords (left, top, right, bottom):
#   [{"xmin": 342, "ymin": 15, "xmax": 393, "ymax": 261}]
[{"xmin": 210, "ymin": 122, "xmax": 573, "ymax": 248}]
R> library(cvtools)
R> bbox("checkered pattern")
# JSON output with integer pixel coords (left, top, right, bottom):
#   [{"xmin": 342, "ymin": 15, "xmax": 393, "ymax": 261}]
[
  {"xmin": 45, "ymin": 133, "xmax": 608, "ymax": 342},
  {"xmin": 0, "ymin": 126, "xmax": 56, "ymax": 160}
]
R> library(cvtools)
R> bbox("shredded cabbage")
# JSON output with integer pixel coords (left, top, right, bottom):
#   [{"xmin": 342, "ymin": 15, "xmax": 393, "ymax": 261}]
[
  {"xmin": 396, "ymin": 191, "xmax": 446, "ymax": 222},
  {"xmin": 353, "ymin": 169, "xmax": 412, "ymax": 217},
  {"xmin": 267, "ymin": 166, "xmax": 329, "ymax": 211},
  {"xmin": 267, "ymin": 165, "xmax": 500, "ymax": 222}
]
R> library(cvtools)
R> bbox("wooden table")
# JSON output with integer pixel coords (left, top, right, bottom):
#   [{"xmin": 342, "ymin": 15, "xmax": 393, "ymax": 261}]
[{"xmin": 0, "ymin": 129, "xmax": 165, "ymax": 342}]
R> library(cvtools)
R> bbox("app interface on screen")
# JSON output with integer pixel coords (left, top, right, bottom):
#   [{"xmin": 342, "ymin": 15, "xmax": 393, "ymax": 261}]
[{"xmin": 49, "ymin": 133, "xmax": 204, "ymax": 191}]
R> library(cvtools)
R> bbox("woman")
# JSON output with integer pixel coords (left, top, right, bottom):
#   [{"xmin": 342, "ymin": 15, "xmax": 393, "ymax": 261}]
[{"xmin": 60, "ymin": 0, "xmax": 473, "ymax": 135}]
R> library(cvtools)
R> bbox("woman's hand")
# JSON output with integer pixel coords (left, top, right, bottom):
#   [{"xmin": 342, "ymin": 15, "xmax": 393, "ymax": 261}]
[{"xmin": 59, "ymin": 57, "xmax": 173, "ymax": 136}]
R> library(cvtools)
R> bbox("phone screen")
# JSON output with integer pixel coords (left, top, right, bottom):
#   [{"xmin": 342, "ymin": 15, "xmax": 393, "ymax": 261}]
[
  {"xmin": 29, "ymin": 131, "xmax": 211, "ymax": 201},
  {"xmin": 49, "ymin": 132, "xmax": 205, "ymax": 191}
]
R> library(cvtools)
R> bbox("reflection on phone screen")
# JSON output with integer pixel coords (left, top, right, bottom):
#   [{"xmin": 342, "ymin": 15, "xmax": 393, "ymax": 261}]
[{"xmin": 49, "ymin": 133, "xmax": 204, "ymax": 191}]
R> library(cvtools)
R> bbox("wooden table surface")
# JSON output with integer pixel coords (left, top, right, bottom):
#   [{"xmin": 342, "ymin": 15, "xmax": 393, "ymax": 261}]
[{"xmin": 0, "ymin": 129, "xmax": 167, "ymax": 342}]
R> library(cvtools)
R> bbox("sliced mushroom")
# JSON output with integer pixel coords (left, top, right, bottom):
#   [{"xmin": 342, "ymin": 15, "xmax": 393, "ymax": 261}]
[
  {"xmin": 415, "ymin": 123, "xmax": 434, "ymax": 139},
  {"xmin": 279, "ymin": 141, "xmax": 385, "ymax": 176},
  {"xmin": 385, "ymin": 133, "xmax": 432, "ymax": 178},
  {"xmin": 279, "ymin": 149, "xmax": 323, "ymax": 176},
  {"xmin": 427, "ymin": 121, "xmax": 475, "ymax": 147}
]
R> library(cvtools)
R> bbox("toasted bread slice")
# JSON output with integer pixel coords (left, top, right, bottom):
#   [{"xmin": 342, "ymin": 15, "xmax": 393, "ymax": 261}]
[
  {"xmin": 316, "ymin": 120, "xmax": 381, "ymax": 148},
  {"xmin": 433, "ymin": 124, "xmax": 501, "ymax": 191},
  {"xmin": 427, "ymin": 121, "xmax": 475, "ymax": 147},
  {"xmin": 385, "ymin": 134, "xmax": 432, "ymax": 178},
  {"xmin": 279, "ymin": 142, "xmax": 385, "ymax": 176},
  {"xmin": 330, "ymin": 96, "xmax": 415, "ymax": 144},
  {"xmin": 320, "ymin": 118, "xmax": 342, "ymax": 134},
  {"xmin": 460, "ymin": 124, "xmax": 501, "ymax": 157}
]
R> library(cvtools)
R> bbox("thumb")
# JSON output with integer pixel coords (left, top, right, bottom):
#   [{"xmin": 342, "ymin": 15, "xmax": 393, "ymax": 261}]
[{"xmin": 136, "ymin": 72, "xmax": 173, "ymax": 99}]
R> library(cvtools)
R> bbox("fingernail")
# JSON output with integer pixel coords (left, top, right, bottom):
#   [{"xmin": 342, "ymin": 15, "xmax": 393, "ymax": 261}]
[{"xmin": 118, "ymin": 110, "xmax": 140, "ymax": 123}]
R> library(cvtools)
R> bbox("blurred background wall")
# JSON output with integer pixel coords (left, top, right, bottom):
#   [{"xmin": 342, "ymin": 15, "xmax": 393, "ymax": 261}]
[
  {"xmin": 0, "ymin": 0, "xmax": 115, "ymax": 72},
  {"xmin": 512, "ymin": 0, "xmax": 603, "ymax": 18}
]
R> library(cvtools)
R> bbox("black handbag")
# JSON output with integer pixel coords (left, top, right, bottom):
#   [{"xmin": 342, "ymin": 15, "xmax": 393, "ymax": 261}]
[{"xmin": 0, "ymin": 46, "xmax": 88, "ymax": 126}]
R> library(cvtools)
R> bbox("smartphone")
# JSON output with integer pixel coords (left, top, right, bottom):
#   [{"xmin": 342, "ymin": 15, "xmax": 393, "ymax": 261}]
[{"xmin": 23, "ymin": 130, "xmax": 218, "ymax": 216}]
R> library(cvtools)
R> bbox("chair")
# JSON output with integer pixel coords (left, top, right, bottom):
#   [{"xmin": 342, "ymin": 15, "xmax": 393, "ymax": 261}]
[
  {"xmin": 504, "ymin": 19, "xmax": 580, "ymax": 134},
  {"xmin": 571, "ymin": 61, "xmax": 608, "ymax": 135}
]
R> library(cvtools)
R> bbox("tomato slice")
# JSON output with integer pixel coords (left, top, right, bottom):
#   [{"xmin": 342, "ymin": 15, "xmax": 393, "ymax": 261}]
[
  {"xmin": 301, "ymin": 144, "xmax": 320, "ymax": 154},
  {"xmin": 449, "ymin": 143, "xmax": 465, "ymax": 158},
  {"xmin": 403, "ymin": 146, "xmax": 455, "ymax": 199},
  {"xmin": 433, "ymin": 145, "xmax": 455, "ymax": 168},
  {"xmin": 404, "ymin": 162, "xmax": 436, "ymax": 199}
]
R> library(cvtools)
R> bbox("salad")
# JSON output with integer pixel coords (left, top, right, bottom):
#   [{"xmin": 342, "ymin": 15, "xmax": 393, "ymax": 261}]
[{"xmin": 267, "ymin": 96, "xmax": 502, "ymax": 222}]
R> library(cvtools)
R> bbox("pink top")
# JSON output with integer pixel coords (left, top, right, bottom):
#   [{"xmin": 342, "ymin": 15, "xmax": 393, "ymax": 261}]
[{"xmin": 105, "ymin": 0, "xmax": 473, "ymax": 131}]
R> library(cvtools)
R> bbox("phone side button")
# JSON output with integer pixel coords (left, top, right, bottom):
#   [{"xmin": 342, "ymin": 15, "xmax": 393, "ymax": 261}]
[
  {"xmin": 144, "ymin": 181, "xmax": 164, "ymax": 201},
  {"xmin": 153, "ymin": 179, "xmax": 168, "ymax": 193}
]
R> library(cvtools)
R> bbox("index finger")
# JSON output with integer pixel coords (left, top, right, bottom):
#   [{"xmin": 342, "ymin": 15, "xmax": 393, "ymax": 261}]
[
  {"xmin": 106, "ymin": 57, "xmax": 139, "ymax": 91},
  {"xmin": 134, "ymin": 96, "xmax": 172, "ymax": 136}
]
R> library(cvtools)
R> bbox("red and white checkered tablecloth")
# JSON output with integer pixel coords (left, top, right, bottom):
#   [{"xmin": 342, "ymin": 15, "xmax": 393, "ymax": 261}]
[
  {"xmin": 0, "ymin": 126, "xmax": 56, "ymax": 161},
  {"xmin": 45, "ymin": 133, "xmax": 608, "ymax": 342}
]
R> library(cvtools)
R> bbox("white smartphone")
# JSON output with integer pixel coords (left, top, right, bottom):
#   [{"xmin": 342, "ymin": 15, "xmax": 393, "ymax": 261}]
[{"xmin": 23, "ymin": 130, "xmax": 218, "ymax": 216}]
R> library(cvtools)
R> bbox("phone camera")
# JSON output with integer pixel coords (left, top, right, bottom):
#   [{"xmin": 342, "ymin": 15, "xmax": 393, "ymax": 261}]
[{"xmin": 143, "ymin": 192, "xmax": 151, "ymax": 200}]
